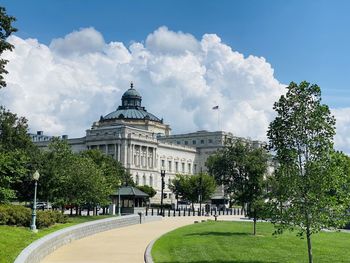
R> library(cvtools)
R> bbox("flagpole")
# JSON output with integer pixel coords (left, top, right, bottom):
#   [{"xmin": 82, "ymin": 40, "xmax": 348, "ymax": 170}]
[{"xmin": 218, "ymin": 108, "xmax": 220, "ymax": 131}]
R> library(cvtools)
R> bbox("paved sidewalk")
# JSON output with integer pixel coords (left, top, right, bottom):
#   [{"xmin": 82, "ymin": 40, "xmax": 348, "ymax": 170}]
[{"xmin": 41, "ymin": 215, "xmax": 244, "ymax": 263}]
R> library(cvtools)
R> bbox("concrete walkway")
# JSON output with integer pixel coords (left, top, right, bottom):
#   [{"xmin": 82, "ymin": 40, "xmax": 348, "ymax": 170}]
[{"xmin": 41, "ymin": 215, "xmax": 244, "ymax": 263}]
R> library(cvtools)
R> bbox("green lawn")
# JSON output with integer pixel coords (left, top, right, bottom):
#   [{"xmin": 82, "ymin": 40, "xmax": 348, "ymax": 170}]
[
  {"xmin": 0, "ymin": 215, "xmax": 112, "ymax": 263},
  {"xmin": 152, "ymin": 221, "xmax": 350, "ymax": 263}
]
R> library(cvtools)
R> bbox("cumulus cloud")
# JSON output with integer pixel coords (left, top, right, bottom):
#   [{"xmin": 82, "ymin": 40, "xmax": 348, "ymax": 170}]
[{"xmin": 1, "ymin": 26, "xmax": 348, "ymax": 153}]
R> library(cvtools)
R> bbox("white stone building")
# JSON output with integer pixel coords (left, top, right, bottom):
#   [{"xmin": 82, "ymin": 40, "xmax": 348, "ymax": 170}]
[{"xmin": 32, "ymin": 83, "xmax": 262, "ymax": 204}]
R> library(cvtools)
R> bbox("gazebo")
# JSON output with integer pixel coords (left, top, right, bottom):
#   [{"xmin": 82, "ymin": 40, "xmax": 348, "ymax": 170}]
[{"xmin": 110, "ymin": 186, "xmax": 149, "ymax": 215}]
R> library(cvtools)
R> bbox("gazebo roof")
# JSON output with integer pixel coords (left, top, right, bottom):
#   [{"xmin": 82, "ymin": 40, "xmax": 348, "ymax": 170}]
[{"xmin": 112, "ymin": 186, "xmax": 149, "ymax": 197}]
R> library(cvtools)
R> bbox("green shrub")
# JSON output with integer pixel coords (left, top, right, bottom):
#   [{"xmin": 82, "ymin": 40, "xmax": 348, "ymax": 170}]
[
  {"xmin": 0, "ymin": 204, "xmax": 31, "ymax": 226},
  {"xmin": 36, "ymin": 210, "xmax": 68, "ymax": 228},
  {"xmin": 0, "ymin": 204, "xmax": 68, "ymax": 228}
]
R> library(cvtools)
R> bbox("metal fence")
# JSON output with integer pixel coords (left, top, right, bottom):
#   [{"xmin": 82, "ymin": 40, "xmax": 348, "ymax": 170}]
[{"xmin": 145, "ymin": 207, "xmax": 245, "ymax": 217}]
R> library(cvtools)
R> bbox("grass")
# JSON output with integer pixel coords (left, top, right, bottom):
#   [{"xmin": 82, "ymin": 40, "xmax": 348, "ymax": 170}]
[
  {"xmin": 152, "ymin": 221, "xmax": 350, "ymax": 263},
  {"xmin": 0, "ymin": 215, "xmax": 112, "ymax": 263}
]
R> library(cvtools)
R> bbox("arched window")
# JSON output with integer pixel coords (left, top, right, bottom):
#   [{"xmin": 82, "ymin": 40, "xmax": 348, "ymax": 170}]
[
  {"xmin": 135, "ymin": 174, "xmax": 139, "ymax": 185},
  {"xmin": 143, "ymin": 174, "xmax": 146, "ymax": 186}
]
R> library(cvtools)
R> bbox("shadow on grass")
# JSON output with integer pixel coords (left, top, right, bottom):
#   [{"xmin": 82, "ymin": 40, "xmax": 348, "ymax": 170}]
[
  {"xmin": 157, "ymin": 261, "xmax": 278, "ymax": 263},
  {"xmin": 185, "ymin": 231, "xmax": 250, "ymax": 237}
]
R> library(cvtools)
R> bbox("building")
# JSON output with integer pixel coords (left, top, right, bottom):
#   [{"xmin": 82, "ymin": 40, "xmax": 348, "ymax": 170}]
[{"xmin": 32, "ymin": 83, "xmax": 262, "ymax": 204}]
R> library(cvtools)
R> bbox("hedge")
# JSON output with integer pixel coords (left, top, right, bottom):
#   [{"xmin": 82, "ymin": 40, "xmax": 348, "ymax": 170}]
[{"xmin": 0, "ymin": 204, "xmax": 68, "ymax": 228}]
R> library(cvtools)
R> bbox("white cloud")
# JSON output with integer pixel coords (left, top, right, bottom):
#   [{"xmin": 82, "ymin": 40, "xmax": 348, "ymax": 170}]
[
  {"xmin": 1, "ymin": 26, "xmax": 348, "ymax": 153},
  {"xmin": 333, "ymin": 108, "xmax": 350, "ymax": 153},
  {"xmin": 49, "ymin": 27, "xmax": 105, "ymax": 56}
]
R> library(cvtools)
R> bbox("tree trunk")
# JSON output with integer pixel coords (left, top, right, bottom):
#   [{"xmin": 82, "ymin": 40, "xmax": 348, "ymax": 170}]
[
  {"xmin": 253, "ymin": 210, "xmax": 257, "ymax": 236},
  {"xmin": 306, "ymin": 225, "xmax": 313, "ymax": 263}
]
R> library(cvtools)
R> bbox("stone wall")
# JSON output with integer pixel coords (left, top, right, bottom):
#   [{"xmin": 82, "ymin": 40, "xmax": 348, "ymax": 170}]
[{"xmin": 15, "ymin": 215, "xmax": 161, "ymax": 263}]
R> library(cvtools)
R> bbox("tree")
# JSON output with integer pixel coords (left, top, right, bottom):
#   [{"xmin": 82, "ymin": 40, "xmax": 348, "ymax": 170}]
[
  {"xmin": 0, "ymin": 107, "xmax": 37, "ymax": 203},
  {"xmin": 38, "ymin": 138, "xmax": 75, "ymax": 206},
  {"xmin": 183, "ymin": 173, "xmax": 217, "ymax": 210},
  {"xmin": 206, "ymin": 139, "xmax": 269, "ymax": 235},
  {"xmin": 267, "ymin": 81, "xmax": 347, "ymax": 263},
  {"xmin": 80, "ymin": 149, "xmax": 133, "ymax": 191},
  {"xmin": 136, "ymin": 185, "xmax": 156, "ymax": 198},
  {"xmin": 0, "ymin": 6, "xmax": 17, "ymax": 89},
  {"xmin": 169, "ymin": 174, "xmax": 188, "ymax": 209}
]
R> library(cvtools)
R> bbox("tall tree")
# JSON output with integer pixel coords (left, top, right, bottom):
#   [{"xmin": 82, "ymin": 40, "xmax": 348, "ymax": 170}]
[
  {"xmin": 206, "ymin": 139, "xmax": 269, "ymax": 235},
  {"xmin": 0, "ymin": 107, "xmax": 37, "ymax": 203},
  {"xmin": 185, "ymin": 173, "xmax": 217, "ymax": 209},
  {"xmin": 267, "ymin": 81, "xmax": 347, "ymax": 263},
  {"xmin": 0, "ymin": 6, "xmax": 17, "ymax": 89},
  {"xmin": 169, "ymin": 174, "xmax": 188, "ymax": 208}
]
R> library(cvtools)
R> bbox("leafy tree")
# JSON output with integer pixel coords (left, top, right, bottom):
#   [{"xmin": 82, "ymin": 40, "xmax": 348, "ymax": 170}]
[
  {"xmin": 136, "ymin": 185, "xmax": 156, "ymax": 198},
  {"xmin": 267, "ymin": 81, "xmax": 347, "ymax": 263},
  {"xmin": 206, "ymin": 140, "xmax": 269, "ymax": 235},
  {"xmin": 65, "ymin": 155, "xmax": 108, "ymax": 213},
  {"xmin": 0, "ymin": 6, "xmax": 17, "ymax": 89},
  {"xmin": 0, "ymin": 150, "xmax": 28, "ymax": 202},
  {"xmin": 184, "ymin": 173, "xmax": 217, "ymax": 210},
  {"xmin": 169, "ymin": 174, "xmax": 188, "ymax": 208},
  {"xmin": 80, "ymin": 149, "xmax": 133, "ymax": 191},
  {"xmin": 0, "ymin": 107, "xmax": 37, "ymax": 203},
  {"xmin": 38, "ymin": 138, "xmax": 75, "ymax": 206}
]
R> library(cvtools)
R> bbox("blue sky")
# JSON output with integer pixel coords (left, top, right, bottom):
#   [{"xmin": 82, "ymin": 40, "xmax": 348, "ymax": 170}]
[
  {"xmin": 1, "ymin": 0, "xmax": 350, "ymax": 152},
  {"xmin": 3, "ymin": 0, "xmax": 350, "ymax": 108}
]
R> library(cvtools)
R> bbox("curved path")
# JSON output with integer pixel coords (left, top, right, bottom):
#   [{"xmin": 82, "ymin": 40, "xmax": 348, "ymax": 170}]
[{"xmin": 41, "ymin": 215, "xmax": 244, "ymax": 263}]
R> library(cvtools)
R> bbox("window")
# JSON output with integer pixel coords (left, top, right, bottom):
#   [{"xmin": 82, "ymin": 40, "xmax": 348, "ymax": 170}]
[
  {"xmin": 135, "ymin": 174, "xmax": 139, "ymax": 185},
  {"xmin": 168, "ymin": 161, "xmax": 172, "ymax": 172},
  {"xmin": 192, "ymin": 140, "xmax": 196, "ymax": 145},
  {"xmin": 143, "ymin": 175, "xmax": 146, "ymax": 185},
  {"xmin": 188, "ymin": 163, "xmax": 191, "ymax": 174},
  {"xmin": 177, "ymin": 141, "xmax": 181, "ymax": 145},
  {"xmin": 182, "ymin": 163, "xmax": 185, "ymax": 173},
  {"xmin": 194, "ymin": 164, "xmax": 197, "ymax": 173},
  {"xmin": 184, "ymin": 141, "xmax": 188, "ymax": 145},
  {"xmin": 200, "ymin": 139, "xmax": 205, "ymax": 144},
  {"xmin": 208, "ymin": 139, "xmax": 213, "ymax": 143},
  {"xmin": 161, "ymin": 160, "xmax": 165, "ymax": 169},
  {"xmin": 175, "ymin": 162, "xmax": 179, "ymax": 172}
]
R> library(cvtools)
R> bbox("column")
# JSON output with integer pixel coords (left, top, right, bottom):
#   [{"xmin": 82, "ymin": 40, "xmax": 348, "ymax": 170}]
[
  {"xmin": 154, "ymin": 148, "xmax": 157, "ymax": 168},
  {"xmin": 114, "ymin": 143, "xmax": 117, "ymax": 160},
  {"xmin": 105, "ymin": 144, "xmax": 108, "ymax": 155},
  {"xmin": 118, "ymin": 143, "xmax": 121, "ymax": 162},
  {"xmin": 139, "ymin": 146, "xmax": 142, "ymax": 167},
  {"xmin": 146, "ymin": 146, "xmax": 148, "ymax": 169}
]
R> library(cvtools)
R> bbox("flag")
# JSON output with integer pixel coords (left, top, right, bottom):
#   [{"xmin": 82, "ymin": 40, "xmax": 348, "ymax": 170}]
[{"xmin": 212, "ymin": 105, "xmax": 219, "ymax": 110}]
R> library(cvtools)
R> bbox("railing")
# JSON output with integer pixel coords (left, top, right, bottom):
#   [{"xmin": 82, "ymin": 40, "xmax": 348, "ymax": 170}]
[{"xmin": 145, "ymin": 207, "xmax": 245, "ymax": 217}]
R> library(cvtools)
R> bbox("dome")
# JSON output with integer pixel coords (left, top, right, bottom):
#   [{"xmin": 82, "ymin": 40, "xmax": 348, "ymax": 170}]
[
  {"xmin": 101, "ymin": 82, "xmax": 162, "ymax": 123},
  {"xmin": 103, "ymin": 108, "xmax": 161, "ymax": 122},
  {"xmin": 122, "ymin": 83, "xmax": 141, "ymax": 98}
]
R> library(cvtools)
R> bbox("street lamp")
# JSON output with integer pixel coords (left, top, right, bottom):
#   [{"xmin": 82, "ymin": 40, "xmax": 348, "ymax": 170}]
[
  {"xmin": 30, "ymin": 170, "xmax": 40, "ymax": 232},
  {"xmin": 118, "ymin": 185, "xmax": 121, "ymax": 217},
  {"xmin": 160, "ymin": 169, "xmax": 165, "ymax": 217}
]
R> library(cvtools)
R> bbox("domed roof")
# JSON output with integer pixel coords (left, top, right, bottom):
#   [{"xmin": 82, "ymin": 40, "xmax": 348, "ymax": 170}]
[
  {"xmin": 101, "ymin": 82, "xmax": 162, "ymax": 123},
  {"xmin": 122, "ymin": 82, "xmax": 141, "ymax": 98},
  {"xmin": 103, "ymin": 108, "xmax": 161, "ymax": 122}
]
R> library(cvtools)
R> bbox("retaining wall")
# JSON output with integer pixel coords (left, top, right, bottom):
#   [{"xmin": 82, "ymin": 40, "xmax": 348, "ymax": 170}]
[{"xmin": 15, "ymin": 215, "xmax": 161, "ymax": 263}]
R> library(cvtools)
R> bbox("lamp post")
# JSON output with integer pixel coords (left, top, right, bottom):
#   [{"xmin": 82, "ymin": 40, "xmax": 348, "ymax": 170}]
[
  {"xmin": 30, "ymin": 170, "xmax": 40, "ymax": 232},
  {"xmin": 118, "ymin": 186, "xmax": 121, "ymax": 217},
  {"xmin": 199, "ymin": 171, "xmax": 203, "ymax": 216},
  {"xmin": 160, "ymin": 169, "xmax": 165, "ymax": 217}
]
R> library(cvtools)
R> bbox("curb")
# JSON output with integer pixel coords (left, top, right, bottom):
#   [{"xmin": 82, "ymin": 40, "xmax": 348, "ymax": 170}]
[{"xmin": 144, "ymin": 238, "xmax": 157, "ymax": 263}]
